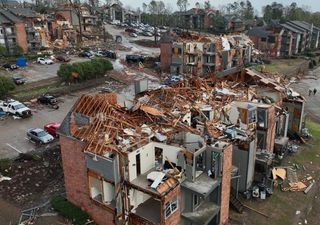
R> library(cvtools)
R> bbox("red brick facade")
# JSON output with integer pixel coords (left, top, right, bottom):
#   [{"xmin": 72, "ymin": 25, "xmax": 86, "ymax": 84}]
[
  {"xmin": 265, "ymin": 106, "xmax": 276, "ymax": 153},
  {"xmin": 15, "ymin": 22, "xmax": 28, "ymax": 53},
  {"xmin": 161, "ymin": 185, "xmax": 181, "ymax": 225},
  {"xmin": 220, "ymin": 143, "xmax": 232, "ymax": 225},
  {"xmin": 160, "ymin": 41, "xmax": 172, "ymax": 72},
  {"xmin": 60, "ymin": 136, "xmax": 115, "ymax": 225}
]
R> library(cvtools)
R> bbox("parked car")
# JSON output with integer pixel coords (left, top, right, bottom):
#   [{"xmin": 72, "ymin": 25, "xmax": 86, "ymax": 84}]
[
  {"xmin": 37, "ymin": 95, "xmax": 59, "ymax": 109},
  {"xmin": 0, "ymin": 99, "xmax": 32, "ymax": 118},
  {"xmin": 27, "ymin": 128, "xmax": 54, "ymax": 144},
  {"xmin": 129, "ymin": 32, "xmax": 138, "ymax": 38},
  {"xmin": 125, "ymin": 27, "xmax": 136, "ymax": 33},
  {"xmin": 78, "ymin": 51, "xmax": 93, "ymax": 58},
  {"xmin": 126, "ymin": 54, "xmax": 145, "ymax": 63},
  {"xmin": 44, "ymin": 122, "xmax": 61, "ymax": 137},
  {"xmin": 96, "ymin": 51, "xmax": 105, "ymax": 57},
  {"xmin": 37, "ymin": 57, "xmax": 54, "ymax": 65},
  {"xmin": 143, "ymin": 31, "xmax": 153, "ymax": 37},
  {"xmin": 12, "ymin": 74, "xmax": 27, "ymax": 85},
  {"xmin": 103, "ymin": 50, "xmax": 117, "ymax": 59},
  {"xmin": 56, "ymin": 54, "xmax": 71, "ymax": 62},
  {"xmin": 3, "ymin": 63, "xmax": 18, "ymax": 70}
]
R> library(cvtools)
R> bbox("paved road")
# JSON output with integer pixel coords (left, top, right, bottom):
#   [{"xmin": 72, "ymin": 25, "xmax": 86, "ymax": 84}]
[
  {"xmin": 104, "ymin": 24, "xmax": 160, "ymax": 57},
  {"xmin": 291, "ymin": 66, "xmax": 320, "ymax": 122}
]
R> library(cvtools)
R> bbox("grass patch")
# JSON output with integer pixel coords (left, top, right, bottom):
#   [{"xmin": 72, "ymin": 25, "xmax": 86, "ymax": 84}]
[
  {"xmin": 0, "ymin": 158, "xmax": 12, "ymax": 172},
  {"xmin": 51, "ymin": 195, "xmax": 90, "ymax": 225},
  {"xmin": 11, "ymin": 86, "xmax": 63, "ymax": 99}
]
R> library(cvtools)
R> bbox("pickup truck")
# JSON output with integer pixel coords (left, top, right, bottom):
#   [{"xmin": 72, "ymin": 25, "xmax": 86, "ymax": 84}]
[{"xmin": 0, "ymin": 99, "xmax": 32, "ymax": 118}]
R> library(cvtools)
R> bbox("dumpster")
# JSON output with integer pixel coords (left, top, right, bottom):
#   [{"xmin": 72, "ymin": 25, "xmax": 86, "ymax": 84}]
[{"xmin": 16, "ymin": 57, "xmax": 27, "ymax": 67}]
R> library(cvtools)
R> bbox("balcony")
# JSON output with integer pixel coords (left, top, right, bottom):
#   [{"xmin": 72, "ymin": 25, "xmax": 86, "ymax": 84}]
[
  {"xmin": 203, "ymin": 61, "xmax": 215, "ymax": 66},
  {"xmin": 129, "ymin": 198, "xmax": 161, "ymax": 225},
  {"xmin": 181, "ymin": 201, "xmax": 220, "ymax": 225},
  {"xmin": 181, "ymin": 173, "xmax": 220, "ymax": 198}
]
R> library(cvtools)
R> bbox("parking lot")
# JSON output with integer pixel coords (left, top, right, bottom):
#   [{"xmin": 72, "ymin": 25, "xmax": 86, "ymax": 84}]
[{"xmin": 0, "ymin": 93, "xmax": 78, "ymax": 159}]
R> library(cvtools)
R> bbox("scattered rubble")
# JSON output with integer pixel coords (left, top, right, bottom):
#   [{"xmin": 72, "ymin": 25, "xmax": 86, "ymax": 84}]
[{"xmin": 0, "ymin": 146, "xmax": 64, "ymax": 207}]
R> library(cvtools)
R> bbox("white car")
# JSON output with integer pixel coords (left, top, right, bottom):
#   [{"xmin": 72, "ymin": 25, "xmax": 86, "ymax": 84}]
[
  {"xmin": 37, "ymin": 57, "xmax": 54, "ymax": 65},
  {"xmin": 129, "ymin": 32, "xmax": 138, "ymax": 38}
]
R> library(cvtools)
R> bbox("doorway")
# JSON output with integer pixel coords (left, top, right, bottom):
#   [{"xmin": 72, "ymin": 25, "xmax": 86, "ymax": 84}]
[{"xmin": 136, "ymin": 154, "xmax": 141, "ymax": 176}]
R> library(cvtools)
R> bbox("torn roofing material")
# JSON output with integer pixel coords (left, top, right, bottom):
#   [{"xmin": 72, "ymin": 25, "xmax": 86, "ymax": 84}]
[{"xmin": 60, "ymin": 69, "xmax": 301, "ymax": 156}]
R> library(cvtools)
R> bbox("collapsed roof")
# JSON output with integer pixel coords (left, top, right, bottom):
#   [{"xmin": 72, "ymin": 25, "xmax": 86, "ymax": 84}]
[{"xmin": 59, "ymin": 69, "xmax": 304, "ymax": 156}]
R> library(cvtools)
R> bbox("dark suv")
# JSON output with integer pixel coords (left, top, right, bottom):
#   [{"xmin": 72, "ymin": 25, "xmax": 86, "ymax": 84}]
[
  {"xmin": 37, "ymin": 95, "xmax": 59, "ymax": 109},
  {"xmin": 126, "ymin": 55, "xmax": 145, "ymax": 63}
]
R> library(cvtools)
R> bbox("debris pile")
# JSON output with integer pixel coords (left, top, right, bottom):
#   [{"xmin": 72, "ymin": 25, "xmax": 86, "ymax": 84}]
[{"xmin": 0, "ymin": 146, "xmax": 64, "ymax": 206}]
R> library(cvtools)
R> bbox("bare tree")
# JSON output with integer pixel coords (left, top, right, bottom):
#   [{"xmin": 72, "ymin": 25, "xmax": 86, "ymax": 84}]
[{"xmin": 68, "ymin": 0, "xmax": 82, "ymax": 43}]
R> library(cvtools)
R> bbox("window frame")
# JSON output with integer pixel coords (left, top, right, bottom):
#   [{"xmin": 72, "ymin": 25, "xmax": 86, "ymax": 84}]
[{"xmin": 164, "ymin": 196, "xmax": 178, "ymax": 219}]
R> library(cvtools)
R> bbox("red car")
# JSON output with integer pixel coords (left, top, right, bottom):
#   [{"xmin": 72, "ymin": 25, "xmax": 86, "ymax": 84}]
[{"xmin": 44, "ymin": 122, "xmax": 61, "ymax": 137}]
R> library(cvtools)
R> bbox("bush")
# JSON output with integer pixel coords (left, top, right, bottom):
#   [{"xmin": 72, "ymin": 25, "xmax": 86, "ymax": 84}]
[
  {"xmin": 57, "ymin": 58, "xmax": 113, "ymax": 82},
  {"xmin": 51, "ymin": 196, "xmax": 90, "ymax": 225},
  {"xmin": 0, "ymin": 76, "xmax": 15, "ymax": 98}
]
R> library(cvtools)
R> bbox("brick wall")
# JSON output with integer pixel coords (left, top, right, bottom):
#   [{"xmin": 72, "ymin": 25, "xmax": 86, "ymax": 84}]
[
  {"xmin": 15, "ymin": 22, "xmax": 28, "ymax": 53},
  {"xmin": 160, "ymin": 42, "xmax": 172, "ymax": 72},
  {"xmin": 60, "ymin": 136, "xmax": 115, "ymax": 225},
  {"xmin": 220, "ymin": 143, "xmax": 232, "ymax": 225},
  {"xmin": 161, "ymin": 185, "xmax": 181, "ymax": 225},
  {"xmin": 265, "ymin": 106, "xmax": 276, "ymax": 153}
]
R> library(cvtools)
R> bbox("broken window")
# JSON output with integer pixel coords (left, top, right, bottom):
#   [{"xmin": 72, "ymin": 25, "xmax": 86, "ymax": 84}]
[
  {"xmin": 88, "ymin": 173, "xmax": 115, "ymax": 206},
  {"xmin": 257, "ymin": 109, "xmax": 268, "ymax": 128},
  {"xmin": 165, "ymin": 196, "xmax": 178, "ymax": 218},
  {"xmin": 268, "ymin": 36, "xmax": 276, "ymax": 43},
  {"xmin": 193, "ymin": 194, "xmax": 199, "ymax": 207},
  {"xmin": 257, "ymin": 131, "xmax": 267, "ymax": 150},
  {"xmin": 89, "ymin": 175, "xmax": 103, "ymax": 203},
  {"xmin": 248, "ymin": 109, "xmax": 257, "ymax": 124},
  {"xmin": 155, "ymin": 147, "xmax": 163, "ymax": 166}
]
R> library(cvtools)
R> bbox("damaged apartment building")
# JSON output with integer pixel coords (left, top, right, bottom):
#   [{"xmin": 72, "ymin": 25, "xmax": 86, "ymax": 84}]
[
  {"xmin": 58, "ymin": 67, "xmax": 305, "ymax": 225},
  {"xmin": 160, "ymin": 33, "xmax": 253, "ymax": 77},
  {"xmin": 0, "ymin": 8, "xmax": 49, "ymax": 53}
]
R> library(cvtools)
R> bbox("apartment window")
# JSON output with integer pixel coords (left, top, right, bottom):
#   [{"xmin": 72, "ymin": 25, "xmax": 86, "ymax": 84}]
[
  {"xmin": 257, "ymin": 131, "xmax": 267, "ymax": 150},
  {"xmin": 261, "ymin": 37, "xmax": 267, "ymax": 42},
  {"xmin": 268, "ymin": 36, "xmax": 276, "ymax": 43},
  {"xmin": 88, "ymin": 173, "xmax": 115, "ymax": 206},
  {"xmin": 193, "ymin": 194, "xmax": 199, "ymax": 207},
  {"xmin": 257, "ymin": 109, "xmax": 268, "ymax": 128},
  {"xmin": 89, "ymin": 175, "xmax": 103, "ymax": 203},
  {"xmin": 165, "ymin": 197, "xmax": 178, "ymax": 218},
  {"xmin": 248, "ymin": 109, "xmax": 257, "ymax": 124}
]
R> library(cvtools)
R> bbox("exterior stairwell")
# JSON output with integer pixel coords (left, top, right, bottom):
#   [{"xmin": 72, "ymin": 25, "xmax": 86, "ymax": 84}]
[{"xmin": 229, "ymin": 191, "xmax": 244, "ymax": 213}]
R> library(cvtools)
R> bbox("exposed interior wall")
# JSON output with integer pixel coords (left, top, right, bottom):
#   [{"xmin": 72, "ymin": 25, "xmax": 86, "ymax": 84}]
[
  {"xmin": 128, "ymin": 142, "xmax": 155, "ymax": 181},
  {"xmin": 153, "ymin": 142, "xmax": 182, "ymax": 165},
  {"xmin": 128, "ymin": 142, "xmax": 183, "ymax": 181},
  {"xmin": 129, "ymin": 189, "xmax": 151, "ymax": 209},
  {"xmin": 103, "ymin": 181, "xmax": 115, "ymax": 203},
  {"xmin": 232, "ymin": 140, "xmax": 256, "ymax": 192}
]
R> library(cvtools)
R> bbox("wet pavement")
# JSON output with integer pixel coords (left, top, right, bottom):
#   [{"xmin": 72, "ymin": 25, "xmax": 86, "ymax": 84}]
[{"xmin": 291, "ymin": 66, "xmax": 320, "ymax": 122}]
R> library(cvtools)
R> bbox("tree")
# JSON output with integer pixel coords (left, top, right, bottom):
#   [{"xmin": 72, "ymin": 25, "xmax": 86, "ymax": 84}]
[
  {"xmin": 142, "ymin": 3, "xmax": 147, "ymax": 13},
  {"xmin": 0, "ymin": 76, "xmax": 15, "ymax": 98},
  {"xmin": 177, "ymin": 0, "xmax": 189, "ymax": 12},
  {"xmin": 204, "ymin": 1, "xmax": 211, "ymax": 10},
  {"xmin": 177, "ymin": 0, "xmax": 189, "ymax": 29},
  {"xmin": 263, "ymin": 2, "xmax": 285, "ymax": 22},
  {"xmin": 226, "ymin": 1, "xmax": 254, "ymax": 19}
]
